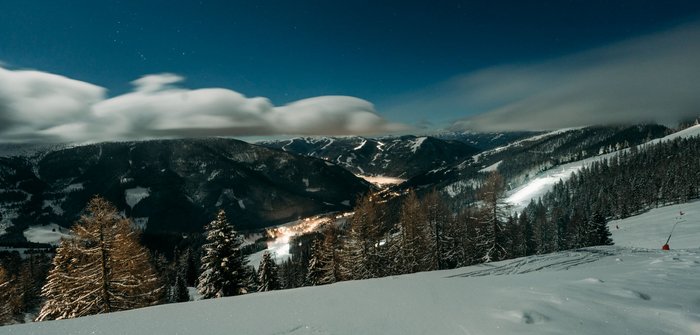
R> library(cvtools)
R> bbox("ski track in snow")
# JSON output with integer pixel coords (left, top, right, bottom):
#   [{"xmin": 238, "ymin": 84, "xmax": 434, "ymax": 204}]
[{"xmin": 447, "ymin": 248, "xmax": 615, "ymax": 278}]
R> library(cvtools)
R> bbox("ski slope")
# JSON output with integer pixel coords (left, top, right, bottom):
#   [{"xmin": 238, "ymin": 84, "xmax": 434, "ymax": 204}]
[
  {"xmin": 5, "ymin": 202, "xmax": 700, "ymax": 335},
  {"xmin": 610, "ymin": 200, "xmax": 700, "ymax": 250},
  {"xmin": 506, "ymin": 124, "xmax": 700, "ymax": 212}
]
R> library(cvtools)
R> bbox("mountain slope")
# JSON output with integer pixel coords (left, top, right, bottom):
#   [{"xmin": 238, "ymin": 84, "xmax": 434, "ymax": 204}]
[
  {"xmin": 403, "ymin": 124, "xmax": 672, "ymax": 201},
  {"xmin": 259, "ymin": 135, "xmax": 480, "ymax": 179},
  {"xmin": 505, "ymin": 124, "xmax": 700, "ymax": 211},
  {"xmin": 0, "ymin": 138, "xmax": 370, "ymax": 243},
  {"xmin": 6, "ymin": 199, "xmax": 700, "ymax": 334}
]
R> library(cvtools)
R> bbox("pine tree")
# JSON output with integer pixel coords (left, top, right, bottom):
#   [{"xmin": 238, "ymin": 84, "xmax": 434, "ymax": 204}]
[
  {"xmin": 177, "ymin": 246, "xmax": 199, "ymax": 287},
  {"xmin": 258, "ymin": 252, "xmax": 281, "ymax": 291},
  {"xmin": 36, "ymin": 196, "xmax": 163, "ymax": 321},
  {"xmin": 423, "ymin": 190, "xmax": 450, "ymax": 270},
  {"xmin": 197, "ymin": 209, "xmax": 249, "ymax": 298},
  {"xmin": 319, "ymin": 226, "xmax": 343, "ymax": 284},
  {"xmin": 0, "ymin": 265, "xmax": 13, "ymax": 325},
  {"xmin": 342, "ymin": 194, "xmax": 383, "ymax": 279},
  {"xmin": 397, "ymin": 190, "xmax": 432, "ymax": 273},
  {"xmin": 170, "ymin": 271, "xmax": 191, "ymax": 303},
  {"xmin": 588, "ymin": 211, "xmax": 613, "ymax": 246},
  {"xmin": 306, "ymin": 239, "xmax": 324, "ymax": 286},
  {"xmin": 478, "ymin": 172, "xmax": 510, "ymax": 262},
  {"xmin": 441, "ymin": 210, "xmax": 469, "ymax": 269},
  {"xmin": 18, "ymin": 254, "xmax": 51, "ymax": 315}
]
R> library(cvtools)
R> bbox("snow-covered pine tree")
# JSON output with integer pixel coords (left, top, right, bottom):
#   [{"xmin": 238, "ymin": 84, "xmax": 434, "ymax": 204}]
[
  {"xmin": 307, "ymin": 226, "xmax": 344, "ymax": 285},
  {"xmin": 176, "ymin": 246, "xmax": 199, "ymax": 287},
  {"xmin": 243, "ymin": 265, "xmax": 259, "ymax": 293},
  {"xmin": 477, "ymin": 172, "xmax": 510, "ymax": 262},
  {"xmin": 169, "ymin": 268, "xmax": 190, "ymax": 303},
  {"xmin": 423, "ymin": 190, "xmax": 450, "ymax": 270},
  {"xmin": 318, "ymin": 226, "xmax": 342, "ymax": 284},
  {"xmin": 306, "ymin": 239, "xmax": 324, "ymax": 286},
  {"xmin": 342, "ymin": 194, "xmax": 383, "ymax": 279},
  {"xmin": 36, "ymin": 196, "xmax": 163, "ymax": 321},
  {"xmin": 258, "ymin": 252, "xmax": 281, "ymax": 291},
  {"xmin": 397, "ymin": 190, "xmax": 432, "ymax": 274},
  {"xmin": 197, "ymin": 209, "xmax": 249, "ymax": 298},
  {"xmin": 0, "ymin": 265, "xmax": 13, "ymax": 325},
  {"xmin": 588, "ymin": 211, "xmax": 613, "ymax": 246}
]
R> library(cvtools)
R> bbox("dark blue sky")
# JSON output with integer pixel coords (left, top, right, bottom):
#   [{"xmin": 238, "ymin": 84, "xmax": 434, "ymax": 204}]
[{"xmin": 1, "ymin": 0, "xmax": 699, "ymax": 136}]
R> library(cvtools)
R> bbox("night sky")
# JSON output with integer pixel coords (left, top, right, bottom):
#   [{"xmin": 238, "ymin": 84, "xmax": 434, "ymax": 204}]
[{"xmin": 0, "ymin": 1, "xmax": 699, "ymax": 142}]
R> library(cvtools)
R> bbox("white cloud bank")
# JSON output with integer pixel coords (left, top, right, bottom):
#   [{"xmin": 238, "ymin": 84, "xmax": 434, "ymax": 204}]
[
  {"xmin": 388, "ymin": 20, "xmax": 700, "ymax": 132},
  {"xmin": 0, "ymin": 69, "xmax": 406, "ymax": 143}
]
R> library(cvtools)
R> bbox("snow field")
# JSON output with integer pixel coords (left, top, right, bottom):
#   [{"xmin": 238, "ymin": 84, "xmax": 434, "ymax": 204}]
[
  {"xmin": 22, "ymin": 223, "xmax": 72, "ymax": 245},
  {"xmin": 5, "ymin": 246, "xmax": 699, "ymax": 335},
  {"xmin": 609, "ymin": 200, "xmax": 700, "ymax": 250},
  {"xmin": 356, "ymin": 175, "xmax": 406, "ymax": 187},
  {"xmin": 124, "ymin": 187, "xmax": 150, "ymax": 209}
]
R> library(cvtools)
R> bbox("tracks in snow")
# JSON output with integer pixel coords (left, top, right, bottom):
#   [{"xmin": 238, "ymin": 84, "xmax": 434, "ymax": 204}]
[{"xmin": 447, "ymin": 248, "xmax": 616, "ymax": 278}]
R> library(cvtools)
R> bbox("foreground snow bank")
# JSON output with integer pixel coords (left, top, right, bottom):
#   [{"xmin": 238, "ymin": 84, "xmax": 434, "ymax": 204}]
[{"xmin": 5, "ymin": 246, "xmax": 699, "ymax": 335}]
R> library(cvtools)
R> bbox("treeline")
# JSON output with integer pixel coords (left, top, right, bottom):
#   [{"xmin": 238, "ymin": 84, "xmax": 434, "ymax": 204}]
[{"xmin": 277, "ymin": 172, "xmax": 613, "ymax": 288}]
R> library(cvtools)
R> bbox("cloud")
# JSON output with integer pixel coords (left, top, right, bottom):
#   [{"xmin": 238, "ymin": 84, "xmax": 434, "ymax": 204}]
[
  {"xmin": 388, "ymin": 21, "xmax": 700, "ymax": 132},
  {"xmin": 0, "ymin": 71, "xmax": 406, "ymax": 143},
  {"xmin": 0, "ymin": 67, "xmax": 105, "ymax": 141},
  {"xmin": 131, "ymin": 73, "xmax": 185, "ymax": 93}
]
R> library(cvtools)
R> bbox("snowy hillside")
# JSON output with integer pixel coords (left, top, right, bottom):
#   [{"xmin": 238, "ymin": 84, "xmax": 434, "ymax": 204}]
[
  {"xmin": 506, "ymin": 124, "xmax": 700, "ymax": 211},
  {"xmin": 610, "ymin": 200, "xmax": 700, "ymax": 250},
  {"xmin": 5, "ymin": 202, "xmax": 700, "ymax": 335}
]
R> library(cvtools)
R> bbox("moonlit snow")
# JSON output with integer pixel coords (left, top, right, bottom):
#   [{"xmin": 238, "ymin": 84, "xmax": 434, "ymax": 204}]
[
  {"xmin": 505, "ymin": 124, "xmax": 700, "ymax": 212},
  {"xmin": 6, "ymin": 200, "xmax": 700, "ymax": 335},
  {"xmin": 22, "ymin": 223, "xmax": 72, "ymax": 246}
]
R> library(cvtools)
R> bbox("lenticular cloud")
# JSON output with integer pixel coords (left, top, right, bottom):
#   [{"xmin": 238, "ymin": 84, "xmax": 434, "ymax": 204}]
[{"xmin": 0, "ymin": 70, "xmax": 405, "ymax": 143}]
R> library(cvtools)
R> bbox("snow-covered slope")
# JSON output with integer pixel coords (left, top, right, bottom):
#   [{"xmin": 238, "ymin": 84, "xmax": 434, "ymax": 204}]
[
  {"xmin": 6, "ymin": 201, "xmax": 700, "ymax": 335},
  {"xmin": 506, "ymin": 124, "xmax": 700, "ymax": 212},
  {"xmin": 6, "ymin": 247, "xmax": 698, "ymax": 335},
  {"xmin": 610, "ymin": 200, "xmax": 700, "ymax": 250}
]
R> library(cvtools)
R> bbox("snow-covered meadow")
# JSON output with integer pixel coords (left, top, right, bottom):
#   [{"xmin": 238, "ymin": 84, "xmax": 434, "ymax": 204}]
[{"xmin": 22, "ymin": 223, "xmax": 71, "ymax": 246}]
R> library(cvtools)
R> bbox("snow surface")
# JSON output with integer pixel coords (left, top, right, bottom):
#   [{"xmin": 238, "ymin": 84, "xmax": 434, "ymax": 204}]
[
  {"xmin": 63, "ymin": 183, "xmax": 84, "ymax": 193},
  {"xmin": 505, "ymin": 124, "xmax": 700, "ymax": 212},
  {"xmin": 610, "ymin": 200, "xmax": 700, "ymax": 250},
  {"xmin": 6, "ymin": 247, "xmax": 699, "ymax": 334},
  {"xmin": 356, "ymin": 175, "xmax": 406, "ymax": 187},
  {"xmin": 647, "ymin": 123, "xmax": 700, "ymax": 145},
  {"xmin": 479, "ymin": 160, "xmax": 502, "ymax": 173},
  {"xmin": 409, "ymin": 136, "xmax": 427, "ymax": 153},
  {"xmin": 124, "ymin": 187, "xmax": 150, "ymax": 209},
  {"xmin": 6, "ymin": 201, "xmax": 700, "ymax": 335},
  {"xmin": 353, "ymin": 139, "xmax": 367, "ymax": 150},
  {"xmin": 248, "ymin": 241, "xmax": 291, "ymax": 271},
  {"xmin": 42, "ymin": 199, "xmax": 65, "ymax": 216},
  {"xmin": 22, "ymin": 223, "xmax": 72, "ymax": 245}
]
